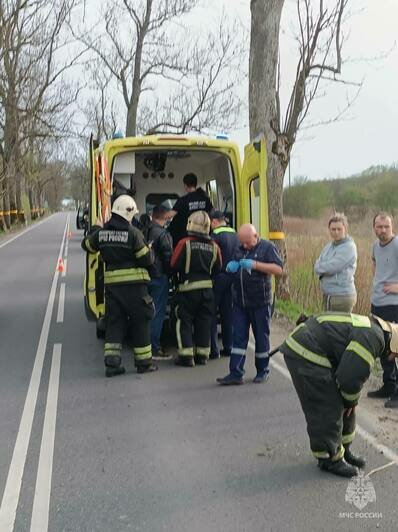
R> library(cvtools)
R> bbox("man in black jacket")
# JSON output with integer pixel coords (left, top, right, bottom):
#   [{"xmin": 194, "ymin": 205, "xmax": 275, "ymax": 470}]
[
  {"xmin": 82, "ymin": 195, "xmax": 157, "ymax": 377},
  {"xmin": 146, "ymin": 205, "xmax": 173, "ymax": 359},
  {"xmin": 167, "ymin": 173, "xmax": 213, "ymax": 245},
  {"xmin": 280, "ymin": 312, "xmax": 398, "ymax": 477}
]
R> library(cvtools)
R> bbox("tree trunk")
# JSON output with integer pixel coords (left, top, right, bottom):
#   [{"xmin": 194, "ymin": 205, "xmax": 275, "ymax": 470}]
[{"xmin": 249, "ymin": 0, "xmax": 290, "ymax": 299}]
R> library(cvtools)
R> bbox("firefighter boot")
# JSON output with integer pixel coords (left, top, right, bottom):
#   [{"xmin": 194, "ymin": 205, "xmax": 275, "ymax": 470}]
[
  {"xmin": 344, "ymin": 445, "xmax": 366, "ymax": 468},
  {"xmin": 105, "ymin": 367, "xmax": 126, "ymax": 378},
  {"xmin": 318, "ymin": 458, "xmax": 358, "ymax": 478},
  {"xmin": 137, "ymin": 363, "xmax": 158, "ymax": 374},
  {"xmin": 174, "ymin": 356, "xmax": 195, "ymax": 367},
  {"xmin": 194, "ymin": 355, "xmax": 208, "ymax": 366}
]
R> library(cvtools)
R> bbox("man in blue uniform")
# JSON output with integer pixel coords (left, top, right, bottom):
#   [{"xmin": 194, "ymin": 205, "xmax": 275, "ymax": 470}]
[
  {"xmin": 209, "ymin": 210, "xmax": 239, "ymax": 359},
  {"xmin": 217, "ymin": 224, "xmax": 283, "ymax": 385}
]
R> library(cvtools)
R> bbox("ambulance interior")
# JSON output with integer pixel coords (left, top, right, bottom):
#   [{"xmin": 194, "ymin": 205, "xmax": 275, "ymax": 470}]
[{"xmin": 111, "ymin": 149, "xmax": 237, "ymax": 227}]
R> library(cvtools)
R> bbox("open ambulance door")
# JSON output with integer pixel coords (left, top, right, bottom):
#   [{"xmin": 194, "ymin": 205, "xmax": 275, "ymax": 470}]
[
  {"xmin": 84, "ymin": 135, "xmax": 106, "ymax": 330},
  {"xmin": 240, "ymin": 135, "xmax": 269, "ymax": 238}
]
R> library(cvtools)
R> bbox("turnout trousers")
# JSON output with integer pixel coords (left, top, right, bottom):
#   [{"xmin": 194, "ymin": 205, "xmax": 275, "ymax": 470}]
[
  {"xmin": 210, "ymin": 273, "xmax": 233, "ymax": 357},
  {"xmin": 283, "ymin": 351, "xmax": 356, "ymax": 461},
  {"xmin": 175, "ymin": 288, "xmax": 215, "ymax": 364},
  {"xmin": 229, "ymin": 304, "xmax": 271, "ymax": 378},
  {"xmin": 104, "ymin": 283, "xmax": 154, "ymax": 369}
]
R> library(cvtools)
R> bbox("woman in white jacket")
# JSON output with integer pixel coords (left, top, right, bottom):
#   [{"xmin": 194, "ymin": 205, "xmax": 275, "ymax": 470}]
[{"xmin": 314, "ymin": 213, "xmax": 357, "ymax": 312}]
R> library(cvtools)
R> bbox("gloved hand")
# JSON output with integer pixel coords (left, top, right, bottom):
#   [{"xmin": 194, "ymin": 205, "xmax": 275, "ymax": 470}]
[
  {"xmin": 226, "ymin": 260, "xmax": 240, "ymax": 273},
  {"xmin": 239, "ymin": 259, "xmax": 255, "ymax": 272}
]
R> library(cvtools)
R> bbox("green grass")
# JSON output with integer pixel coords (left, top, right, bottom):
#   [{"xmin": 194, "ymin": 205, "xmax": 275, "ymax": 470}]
[{"xmin": 274, "ymin": 299, "xmax": 319, "ymax": 323}]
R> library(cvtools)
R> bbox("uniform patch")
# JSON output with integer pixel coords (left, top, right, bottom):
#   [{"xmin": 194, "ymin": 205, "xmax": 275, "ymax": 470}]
[{"xmin": 99, "ymin": 230, "xmax": 128, "ymax": 244}]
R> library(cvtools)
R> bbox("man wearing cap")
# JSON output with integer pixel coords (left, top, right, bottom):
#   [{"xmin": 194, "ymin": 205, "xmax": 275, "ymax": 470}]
[
  {"xmin": 82, "ymin": 195, "xmax": 158, "ymax": 377},
  {"xmin": 209, "ymin": 210, "xmax": 239, "ymax": 359},
  {"xmin": 279, "ymin": 312, "xmax": 398, "ymax": 478},
  {"xmin": 145, "ymin": 205, "xmax": 173, "ymax": 360},
  {"xmin": 167, "ymin": 173, "xmax": 213, "ymax": 246},
  {"xmin": 171, "ymin": 210, "xmax": 221, "ymax": 367}
]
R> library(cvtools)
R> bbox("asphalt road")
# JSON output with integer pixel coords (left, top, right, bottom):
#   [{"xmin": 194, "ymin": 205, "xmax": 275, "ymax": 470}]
[{"xmin": 0, "ymin": 212, "xmax": 397, "ymax": 532}]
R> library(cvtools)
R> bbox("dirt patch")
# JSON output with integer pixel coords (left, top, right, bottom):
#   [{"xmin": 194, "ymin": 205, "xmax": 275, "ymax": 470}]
[{"xmin": 270, "ymin": 317, "xmax": 398, "ymax": 451}]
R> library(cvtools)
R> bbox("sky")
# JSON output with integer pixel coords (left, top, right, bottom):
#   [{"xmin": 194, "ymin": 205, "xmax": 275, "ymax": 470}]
[{"xmin": 213, "ymin": 0, "xmax": 398, "ymax": 182}]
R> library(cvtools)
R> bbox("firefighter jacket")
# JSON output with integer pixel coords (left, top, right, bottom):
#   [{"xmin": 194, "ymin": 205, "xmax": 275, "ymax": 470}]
[
  {"xmin": 231, "ymin": 239, "xmax": 283, "ymax": 308},
  {"xmin": 171, "ymin": 235, "xmax": 222, "ymax": 292},
  {"xmin": 210, "ymin": 225, "xmax": 239, "ymax": 273},
  {"xmin": 168, "ymin": 188, "xmax": 213, "ymax": 245},
  {"xmin": 81, "ymin": 213, "xmax": 153, "ymax": 285},
  {"xmin": 280, "ymin": 313, "xmax": 386, "ymax": 408}
]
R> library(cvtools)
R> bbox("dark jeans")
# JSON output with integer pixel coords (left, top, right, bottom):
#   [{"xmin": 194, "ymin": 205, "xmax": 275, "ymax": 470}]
[
  {"xmin": 149, "ymin": 275, "xmax": 169, "ymax": 352},
  {"xmin": 211, "ymin": 273, "xmax": 233, "ymax": 356},
  {"xmin": 371, "ymin": 304, "xmax": 398, "ymax": 387}
]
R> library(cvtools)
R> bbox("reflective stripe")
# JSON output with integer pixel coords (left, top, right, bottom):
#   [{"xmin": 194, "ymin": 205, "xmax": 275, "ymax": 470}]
[
  {"xmin": 316, "ymin": 313, "xmax": 371, "ymax": 328},
  {"xmin": 178, "ymin": 347, "xmax": 194, "ymax": 356},
  {"xmin": 178, "ymin": 280, "xmax": 213, "ymax": 292},
  {"xmin": 104, "ymin": 343, "xmax": 122, "ymax": 351},
  {"xmin": 209, "ymin": 243, "xmax": 217, "ymax": 273},
  {"xmin": 84, "ymin": 238, "xmax": 96, "ymax": 253},
  {"xmin": 195, "ymin": 346, "xmax": 210, "ymax": 356},
  {"xmin": 312, "ymin": 450, "xmax": 329, "ymax": 459},
  {"xmin": 185, "ymin": 240, "xmax": 191, "ymax": 275},
  {"xmin": 213, "ymin": 226, "xmax": 235, "ymax": 234},
  {"xmin": 134, "ymin": 345, "xmax": 152, "ymax": 361},
  {"xmin": 340, "ymin": 389, "xmax": 361, "ymax": 402},
  {"xmin": 255, "ymin": 351, "xmax": 269, "ymax": 359},
  {"xmin": 291, "ymin": 322, "xmax": 305, "ymax": 335},
  {"xmin": 175, "ymin": 305, "xmax": 183, "ymax": 351},
  {"xmin": 104, "ymin": 268, "xmax": 150, "ymax": 284},
  {"xmin": 332, "ymin": 446, "xmax": 345, "ymax": 462},
  {"xmin": 285, "ymin": 336, "xmax": 332, "ymax": 368},
  {"xmin": 347, "ymin": 340, "xmax": 375, "ymax": 368},
  {"xmin": 342, "ymin": 431, "xmax": 356, "ymax": 445},
  {"xmin": 135, "ymin": 245, "xmax": 149, "ymax": 259},
  {"xmin": 231, "ymin": 348, "xmax": 246, "ymax": 355}
]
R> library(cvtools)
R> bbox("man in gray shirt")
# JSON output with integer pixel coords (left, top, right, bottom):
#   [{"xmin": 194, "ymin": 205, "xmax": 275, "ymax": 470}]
[{"xmin": 367, "ymin": 213, "xmax": 398, "ymax": 408}]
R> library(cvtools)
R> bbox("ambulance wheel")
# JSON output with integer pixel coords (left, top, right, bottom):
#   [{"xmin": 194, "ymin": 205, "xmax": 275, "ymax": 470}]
[{"xmin": 96, "ymin": 317, "xmax": 106, "ymax": 339}]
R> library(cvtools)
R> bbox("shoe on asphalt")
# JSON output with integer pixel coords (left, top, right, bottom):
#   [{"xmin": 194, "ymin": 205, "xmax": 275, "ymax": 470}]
[
  {"xmin": 253, "ymin": 373, "xmax": 269, "ymax": 384},
  {"xmin": 344, "ymin": 447, "xmax": 366, "ymax": 468},
  {"xmin": 367, "ymin": 384, "xmax": 396, "ymax": 399},
  {"xmin": 152, "ymin": 348, "xmax": 172, "ymax": 361},
  {"xmin": 220, "ymin": 349, "xmax": 231, "ymax": 357},
  {"xmin": 216, "ymin": 374, "xmax": 244, "ymax": 385},
  {"xmin": 318, "ymin": 458, "xmax": 358, "ymax": 478},
  {"xmin": 195, "ymin": 356, "xmax": 208, "ymax": 366},
  {"xmin": 384, "ymin": 392, "xmax": 398, "ymax": 409},
  {"xmin": 105, "ymin": 366, "xmax": 126, "ymax": 378},
  {"xmin": 174, "ymin": 357, "xmax": 195, "ymax": 367},
  {"xmin": 209, "ymin": 352, "xmax": 220, "ymax": 360},
  {"xmin": 136, "ymin": 363, "xmax": 158, "ymax": 374}
]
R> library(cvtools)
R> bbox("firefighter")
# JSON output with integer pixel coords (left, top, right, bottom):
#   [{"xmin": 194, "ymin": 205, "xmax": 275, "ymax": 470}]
[
  {"xmin": 82, "ymin": 195, "xmax": 158, "ymax": 377},
  {"xmin": 279, "ymin": 312, "xmax": 398, "ymax": 478},
  {"xmin": 209, "ymin": 210, "xmax": 239, "ymax": 359},
  {"xmin": 167, "ymin": 173, "xmax": 213, "ymax": 246},
  {"xmin": 171, "ymin": 210, "xmax": 222, "ymax": 367}
]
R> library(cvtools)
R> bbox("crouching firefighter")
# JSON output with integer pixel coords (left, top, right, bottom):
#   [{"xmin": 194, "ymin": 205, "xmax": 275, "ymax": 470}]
[
  {"xmin": 171, "ymin": 211, "xmax": 222, "ymax": 366},
  {"xmin": 279, "ymin": 312, "xmax": 398, "ymax": 477},
  {"xmin": 82, "ymin": 195, "xmax": 158, "ymax": 377}
]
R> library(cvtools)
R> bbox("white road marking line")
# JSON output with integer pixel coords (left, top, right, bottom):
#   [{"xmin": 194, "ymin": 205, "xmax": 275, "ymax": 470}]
[
  {"xmin": 0, "ymin": 215, "xmax": 55, "ymax": 250},
  {"xmin": 56, "ymin": 284, "xmax": 66, "ymax": 323},
  {"xmin": 30, "ymin": 344, "xmax": 62, "ymax": 532},
  {"xmin": 61, "ymin": 259, "xmax": 67, "ymax": 278},
  {"xmin": 0, "ymin": 217, "xmax": 68, "ymax": 532},
  {"xmin": 249, "ymin": 341, "xmax": 398, "ymax": 464}
]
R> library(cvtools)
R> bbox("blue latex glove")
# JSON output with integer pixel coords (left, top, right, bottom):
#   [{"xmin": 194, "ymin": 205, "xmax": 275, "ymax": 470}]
[
  {"xmin": 226, "ymin": 260, "xmax": 240, "ymax": 273},
  {"xmin": 239, "ymin": 258, "xmax": 255, "ymax": 272}
]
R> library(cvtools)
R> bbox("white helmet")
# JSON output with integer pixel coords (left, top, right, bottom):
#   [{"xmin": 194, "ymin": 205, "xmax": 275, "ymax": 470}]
[{"xmin": 111, "ymin": 195, "xmax": 138, "ymax": 222}]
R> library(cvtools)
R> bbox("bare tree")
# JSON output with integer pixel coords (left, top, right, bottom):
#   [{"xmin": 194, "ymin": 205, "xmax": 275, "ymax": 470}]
[
  {"xmin": 0, "ymin": 0, "xmax": 80, "ymax": 228},
  {"xmin": 250, "ymin": 0, "xmax": 356, "ymax": 298}
]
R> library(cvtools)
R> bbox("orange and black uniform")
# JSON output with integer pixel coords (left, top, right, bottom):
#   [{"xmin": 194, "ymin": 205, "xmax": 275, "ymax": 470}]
[
  {"xmin": 82, "ymin": 213, "xmax": 155, "ymax": 370},
  {"xmin": 171, "ymin": 234, "xmax": 221, "ymax": 364}
]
